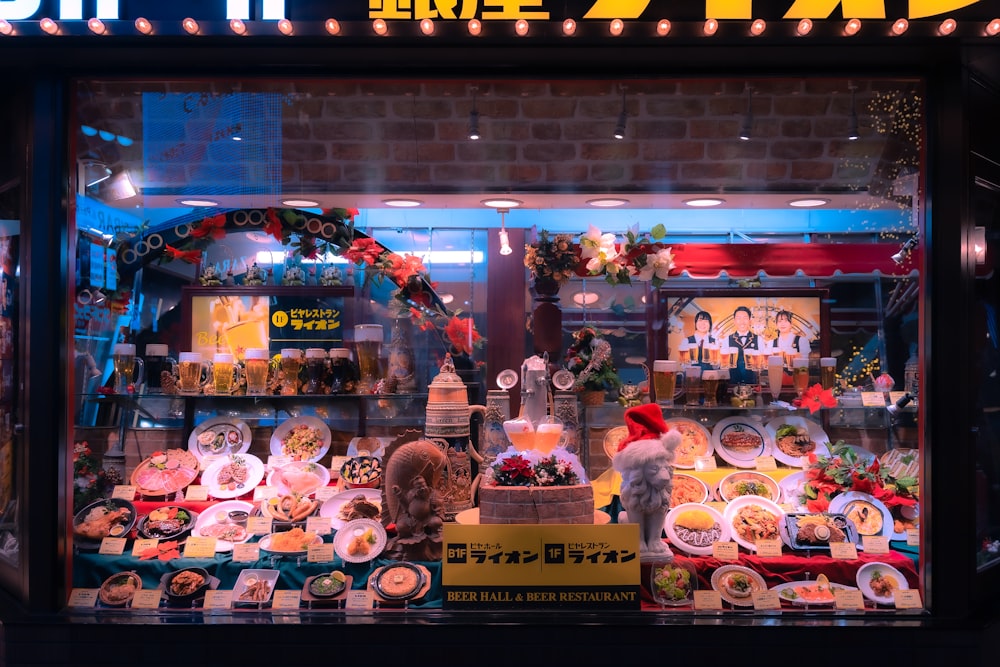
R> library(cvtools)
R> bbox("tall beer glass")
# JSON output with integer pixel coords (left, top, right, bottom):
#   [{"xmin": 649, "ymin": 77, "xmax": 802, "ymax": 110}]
[
  {"xmin": 820, "ymin": 357, "xmax": 837, "ymax": 391},
  {"xmin": 793, "ymin": 357, "xmax": 811, "ymax": 398},
  {"xmin": 212, "ymin": 352, "xmax": 242, "ymax": 394},
  {"xmin": 245, "ymin": 348, "xmax": 270, "ymax": 395},
  {"xmin": 177, "ymin": 352, "xmax": 208, "ymax": 394},
  {"xmin": 701, "ymin": 370, "xmax": 722, "ymax": 407},
  {"xmin": 280, "ymin": 348, "xmax": 303, "ymax": 395},
  {"xmin": 767, "ymin": 354, "xmax": 785, "ymax": 400},
  {"xmin": 653, "ymin": 360, "xmax": 682, "ymax": 406},
  {"xmin": 112, "ymin": 343, "xmax": 143, "ymax": 394},
  {"xmin": 354, "ymin": 324, "xmax": 384, "ymax": 394}
]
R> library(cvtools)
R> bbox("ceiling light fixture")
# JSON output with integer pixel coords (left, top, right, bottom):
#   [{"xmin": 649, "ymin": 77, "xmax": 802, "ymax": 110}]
[
  {"xmin": 482, "ymin": 198, "xmax": 522, "ymax": 209},
  {"xmin": 178, "ymin": 198, "xmax": 220, "ymax": 207},
  {"xmin": 656, "ymin": 20, "xmax": 671, "ymax": 36},
  {"xmin": 796, "ymin": 18, "xmax": 813, "ymax": 35},
  {"xmin": 788, "ymin": 198, "xmax": 829, "ymax": 208},
  {"xmin": 938, "ymin": 18, "xmax": 957, "ymax": 35},
  {"xmin": 497, "ymin": 208, "xmax": 513, "ymax": 256},
  {"xmin": 739, "ymin": 85, "xmax": 753, "ymax": 141},
  {"xmin": 847, "ymin": 82, "xmax": 860, "ymax": 141},
  {"xmin": 282, "ymin": 199, "xmax": 320, "ymax": 208},
  {"xmin": 684, "ymin": 198, "xmax": 725, "ymax": 207},
  {"xmin": 383, "ymin": 198, "xmax": 424, "ymax": 208},
  {"xmin": 468, "ymin": 86, "xmax": 481, "ymax": 141},
  {"xmin": 563, "ymin": 19, "xmax": 576, "ymax": 36},
  {"xmin": 892, "ymin": 236, "xmax": 919, "ymax": 265},
  {"xmin": 325, "ymin": 19, "xmax": 341, "ymax": 35},
  {"xmin": 613, "ymin": 85, "xmax": 628, "ymax": 140},
  {"xmin": 587, "ymin": 198, "xmax": 630, "ymax": 208},
  {"xmin": 572, "ymin": 291, "xmax": 600, "ymax": 306}
]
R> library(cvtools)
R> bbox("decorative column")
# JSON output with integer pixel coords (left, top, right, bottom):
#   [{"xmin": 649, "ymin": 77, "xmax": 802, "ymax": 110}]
[{"xmin": 531, "ymin": 276, "xmax": 563, "ymax": 359}]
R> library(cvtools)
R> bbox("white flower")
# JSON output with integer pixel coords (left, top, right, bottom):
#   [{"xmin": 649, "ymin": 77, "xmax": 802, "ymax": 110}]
[
  {"xmin": 633, "ymin": 247, "xmax": 675, "ymax": 282},
  {"xmin": 580, "ymin": 225, "xmax": 618, "ymax": 262}
]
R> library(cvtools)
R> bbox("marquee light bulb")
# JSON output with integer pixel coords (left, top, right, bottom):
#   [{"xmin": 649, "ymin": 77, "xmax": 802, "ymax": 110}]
[
  {"xmin": 40, "ymin": 18, "xmax": 59, "ymax": 35},
  {"xmin": 562, "ymin": 19, "xmax": 576, "ymax": 36},
  {"xmin": 277, "ymin": 19, "xmax": 293, "ymax": 35},
  {"xmin": 229, "ymin": 19, "xmax": 247, "ymax": 35},
  {"xmin": 704, "ymin": 19, "xmax": 719, "ymax": 36},
  {"xmin": 325, "ymin": 19, "xmax": 341, "ymax": 35},
  {"xmin": 134, "ymin": 17, "xmax": 153, "ymax": 35},
  {"xmin": 609, "ymin": 19, "xmax": 624, "ymax": 36},
  {"xmin": 87, "ymin": 18, "xmax": 106, "ymax": 35},
  {"xmin": 373, "ymin": 19, "xmax": 388, "ymax": 36},
  {"xmin": 515, "ymin": 19, "xmax": 529, "ymax": 36},
  {"xmin": 845, "ymin": 18, "xmax": 862, "ymax": 35},
  {"xmin": 938, "ymin": 18, "xmax": 956, "ymax": 35},
  {"xmin": 656, "ymin": 20, "xmax": 671, "ymax": 36},
  {"xmin": 182, "ymin": 18, "xmax": 199, "ymax": 35},
  {"xmin": 796, "ymin": 18, "xmax": 813, "ymax": 35},
  {"xmin": 987, "ymin": 19, "xmax": 1000, "ymax": 36},
  {"xmin": 468, "ymin": 19, "xmax": 482, "ymax": 36},
  {"xmin": 892, "ymin": 18, "xmax": 909, "ymax": 35},
  {"xmin": 420, "ymin": 19, "xmax": 434, "ymax": 35},
  {"xmin": 0, "ymin": 20, "xmax": 12, "ymax": 36},
  {"xmin": 750, "ymin": 19, "xmax": 766, "ymax": 36}
]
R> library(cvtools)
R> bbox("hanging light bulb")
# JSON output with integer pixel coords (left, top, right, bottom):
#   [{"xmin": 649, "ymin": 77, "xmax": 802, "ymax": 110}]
[
  {"xmin": 739, "ymin": 85, "xmax": 753, "ymax": 141},
  {"xmin": 468, "ymin": 86, "xmax": 481, "ymax": 141},
  {"xmin": 498, "ymin": 209, "xmax": 513, "ymax": 255},
  {"xmin": 613, "ymin": 86, "xmax": 628, "ymax": 140},
  {"xmin": 847, "ymin": 83, "xmax": 860, "ymax": 141}
]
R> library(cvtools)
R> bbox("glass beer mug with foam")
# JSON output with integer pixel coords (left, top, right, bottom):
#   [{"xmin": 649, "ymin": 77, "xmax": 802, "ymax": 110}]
[
  {"xmin": 354, "ymin": 325, "xmax": 384, "ymax": 394},
  {"xmin": 112, "ymin": 343, "xmax": 144, "ymax": 394},
  {"xmin": 212, "ymin": 352, "xmax": 243, "ymax": 395},
  {"xmin": 177, "ymin": 352, "xmax": 209, "ymax": 394},
  {"xmin": 244, "ymin": 348, "xmax": 270, "ymax": 395}
]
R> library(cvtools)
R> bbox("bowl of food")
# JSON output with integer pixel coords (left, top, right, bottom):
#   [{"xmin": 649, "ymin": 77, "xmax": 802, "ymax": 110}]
[
  {"xmin": 340, "ymin": 456, "xmax": 382, "ymax": 489},
  {"xmin": 99, "ymin": 571, "xmax": 142, "ymax": 607},
  {"xmin": 162, "ymin": 567, "xmax": 211, "ymax": 605},
  {"xmin": 308, "ymin": 571, "xmax": 347, "ymax": 598}
]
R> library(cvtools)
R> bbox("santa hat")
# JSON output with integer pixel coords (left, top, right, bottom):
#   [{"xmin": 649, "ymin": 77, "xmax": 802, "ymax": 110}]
[{"xmin": 612, "ymin": 403, "xmax": 681, "ymax": 473}]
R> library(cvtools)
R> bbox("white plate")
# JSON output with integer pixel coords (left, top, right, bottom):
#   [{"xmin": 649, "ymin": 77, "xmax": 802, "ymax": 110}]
[
  {"xmin": 856, "ymin": 561, "xmax": 910, "ymax": 606},
  {"xmin": 764, "ymin": 416, "xmax": 831, "ymax": 467},
  {"xmin": 266, "ymin": 461, "xmax": 331, "ymax": 497},
  {"xmin": 320, "ymin": 488, "xmax": 383, "ymax": 531},
  {"xmin": 778, "ymin": 471, "xmax": 809, "ymax": 512},
  {"xmin": 670, "ymin": 473, "xmax": 711, "ymax": 506},
  {"xmin": 191, "ymin": 500, "xmax": 254, "ymax": 552},
  {"xmin": 723, "ymin": 495, "xmax": 786, "ymax": 552},
  {"xmin": 711, "ymin": 416, "xmax": 772, "ymax": 468},
  {"xmin": 188, "ymin": 416, "xmax": 252, "ymax": 462},
  {"xmin": 664, "ymin": 503, "xmax": 729, "ymax": 556},
  {"xmin": 828, "ymin": 491, "xmax": 893, "ymax": 538},
  {"xmin": 333, "ymin": 518, "xmax": 387, "ymax": 563},
  {"xmin": 710, "ymin": 565, "xmax": 766, "ymax": 607},
  {"xmin": 716, "ymin": 471, "xmax": 781, "ymax": 503},
  {"xmin": 270, "ymin": 416, "xmax": 332, "ymax": 463},
  {"xmin": 663, "ymin": 418, "xmax": 713, "ymax": 468},
  {"xmin": 201, "ymin": 454, "xmax": 265, "ymax": 499},
  {"xmin": 771, "ymin": 579, "xmax": 857, "ymax": 606},
  {"xmin": 233, "ymin": 568, "xmax": 280, "ymax": 605},
  {"xmin": 257, "ymin": 531, "xmax": 325, "ymax": 556}
]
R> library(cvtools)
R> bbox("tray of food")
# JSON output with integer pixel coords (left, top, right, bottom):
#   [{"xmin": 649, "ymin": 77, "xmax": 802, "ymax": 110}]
[
  {"xmin": 233, "ymin": 569, "xmax": 280, "ymax": 606},
  {"xmin": 711, "ymin": 565, "xmax": 766, "ymax": 607},
  {"xmin": 188, "ymin": 416, "xmax": 251, "ymax": 462},
  {"xmin": 136, "ymin": 506, "xmax": 198, "ymax": 543},
  {"xmin": 669, "ymin": 473, "xmax": 711, "ymax": 506},
  {"xmin": 130, "ymin": 449, "xmax": 199, "ymax": 497}
]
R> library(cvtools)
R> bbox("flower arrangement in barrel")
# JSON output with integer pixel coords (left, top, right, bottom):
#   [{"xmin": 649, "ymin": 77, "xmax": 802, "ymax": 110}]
[{"xmin": 486, "ymin": 450, "xmax": 586, "ymax": 488}]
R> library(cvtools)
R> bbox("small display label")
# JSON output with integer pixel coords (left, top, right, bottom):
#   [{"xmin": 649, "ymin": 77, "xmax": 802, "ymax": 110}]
[
  {"xmin": 755, "ymin": 539, "xmax": 783, "ymax": 558},
  {"xmin": 131, "ymin": 589, "xmax": 163, "ymax": 609},
  {"xmin": 894, "ymin": 589, "xmax": 923, "ymax": 609},
  {"xmin": 272, "ymin": 590, "xmax": 301, "ymax": 609},
  {"xmin": 834, "ymin": 589, "xmax": 866, "ymax": 610},
  {"xmin": 345, "ymin": 589, "xmax": 374, "ymax": 610},
  {"xmin": 268, "ymin": 455, "xmax": 292, "ymax": 471},
  {"xmin": 754, "ymin": 455, "xmax": 777, "ymax": 471},
  {"xmin": 254, "ymin": 486, "xmax": 279, "ymax": 502},
  {"xmin": 306, "ymin": 516, "xmax": 331, "ymax": 536},
  {"xmin": 131, "ymin": 538, "xmax": 158, "ymax": 558},
  {"xmin": 712, "ymin": 541, "xmax": 739, "ymax": 561},
  {"xmin": 829, "ymin": 542, "xmax": 858, "ymax": 560},
  {"xmin": 862, "ymin": 535, "xmax": 890, "ymax": 554},
  {"xmin": 232, "ymin": 543, "xmax": 260, "ymax": 563},
  {"xmin": 907, "ymin": 528, "xmax": 920, "ymax": 547},
  {"xmin": 67, "ymin": 589, "xmax": 98, "ymax": 607},
  {"xmin": 861, "ymin": 391, "xmax": 887, "ymax": 407},
  {"xmin": 752, "ymin": 590, "xmax": 782, "ymax": 610},
  {"xmin": 247, "ymin": 517, "xmax": 273, "ymax": 535},
  {"xmin": 183, "ymin": 536, "xmax": 218, "ymax": 558},
  {"xmin": 111, "ymin": 485, "xmax": 137, "ymax": 500},
  {"xmin": 307, "ymin": 543, "xmax": 334, "ymax": 563},
  {"xmin": 693, "ymin": 590, "xmax": 723, "ymax": 610},
  {"xmin": 185, "ymin": 485, "xmax": 209, "ymax": 501},
  {"xmin": 694, "ymin": 456, "xmax": 717, "ymax": 471},
  {"xmin": 203, "ymin": 590, "xmax": 232, "ymax": 609},
  {"xmin": 314, "ymin": 487, "xmax": 338, "ymax": 503},
  {"xmin": 98, "ymin": 537, "xmax": 127, "ymax": 556}
]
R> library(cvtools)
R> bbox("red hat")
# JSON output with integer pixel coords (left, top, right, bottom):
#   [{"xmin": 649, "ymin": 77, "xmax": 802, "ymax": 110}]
[{"xmin": 613, "ymin": 403, "xmax": 681, "ymax": 474}]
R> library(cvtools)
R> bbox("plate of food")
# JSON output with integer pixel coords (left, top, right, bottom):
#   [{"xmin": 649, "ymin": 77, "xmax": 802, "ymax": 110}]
[
  {"xmin": 602, "ymin": 426, "xmax": 629, "ymax": 460},
  {"xmin": 711, "ymin": 565, "xmax": 766, "ymax": 607},
  {"xmin": 711, "ymin": 417, "xmax": 772, "ymax": 468},
  {"xmin": 320, "ymin": 488, "xmax": 383, "ymax": 530},
  {"xmin": 72, "ymin": 498, "xmax": 137, "ymax": 549},
  {"xmin": 191, "ymin": 500, "xmax": 253, "ymax": 552},
  {"xmin": 856, "ymin": 561, "xmax": 910, "ymax": 606},
  {"xmin": 772, "ymin": 574, "xmax": 856, "ymax": 606},
  {"xmin": 260, "ymin": 493, "xmax": 320, "ymax": 524},
  {"xmin": 257, "ymin": 527, "xmax": 324, "ymax": 556},
  {"xmin": 663, "ymin": 418, "xmax": 713, "ymax": 468},
  {"xmin": 201, "ymin": 453, "xmax": 265, "ymax": 499},
  {"xmin": 270, "ymin": 416, "xmax": 331, "ymax": 463},
  {"xmin": 828, "ymin": 491, "xmax": 893, "ymax": 538},
  {"xmin": 778, "ymin": 471, "xmax": 809, "ymax": 512},
  {"xmin": 664, "ymin": 503, "xmax": 729, "ymax": 556},
  {"xmin": 879, "ymin": 448, "xmax": 919, "ymax": 480},
  {"xmin": 130, "ymin": 448, "xmax": 200, "ymax": 497},
  {"xmin": 784, "ymin": 512, "xmax": 859, "ymax": 551},
  {"xmin": 160, "ymin": 567, "xmax": 217, "ymax": 606},
  {"xmin": 306, "ymin": 571, "xmax": 349, "ymax": 599},
  {"xmin": 370, "ymin": 562, "xmax": 428, "ymax": 602},
  {"xmin": 98, "ymin": 572, "xmax": 142, "ymax": 607},
  {"xmin": 723, "ymin": 495, "xmax": 785, "ymax": 552},
  {"xmin": 188, "ymin": 416, "xmax": 251, "ymax": 462},
  {"xmin": 267, "ymin": 461, "xmax": 330, "ymax": 497},
  {"xmin": 765, "ymin": 416, "xmax": 830, "ymax": 467},
  {"xmin": 333, "ymin": 518, "xmax": 387, "ymax": 563},
  {"xmin": 670, "ymin": 473, "xmax": 711, "ymax": 507},
  {"xmin": 136, "ymin": 506, "xmax": 198, "ymax": 543},
  {"xmin": 233, "ymin": 569, "xmax": 280, "ymax": 606},
  {"xmin": 716, "ymin": 471, "xmax": 781, "ymax": 503}
]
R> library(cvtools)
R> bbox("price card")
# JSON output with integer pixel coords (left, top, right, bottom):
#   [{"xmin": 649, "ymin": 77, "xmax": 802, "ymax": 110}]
[
  {"xmin": 861, "ymin": 391, "xmax": 887, "ymax": 407},
  {"xmin": 232, "ymin": 543, "xmax": 260, "ymax": 563},
  {"xmin": 894, "ymin": 589, "xmax": 923, "ymax": 609},
  {"xmin": 183, "ymin": 536, "xmax": 217, "ymax": 559},
  {"xmin": 907, "ymin": 528, "xmax": 920, "ymax": 547},
  {"xmin": 307, "ymin": 543, "xmax": 335, "ymax": 563},
  {"xmin": 693, "ymin": 590, "xmax": 723, "ymax": 610},
  {"xmin": 345, "ymin": 589, "xmax": 374, "ymax": 610},
  {"xmin": 829, "ymin": 541, "xmax": 859, "ymax": 560},
  {"xmin": 184, "ymin": 485, "xmax": 209, "ymax": 501},
  {"xmin": 253, "ymin": 486, "xmax": 279, "ymax": 502},
  {"xmin": 754, "ymin": 455, "xmax": 777, "ymax": 471},
  {"xmin": 314, "ymin": 486, "xmax": 338, "ymax": 503},
  {"xmin": 130, "ymin": 589, "xmax": 163, "ymax": 609},
  {"xmin": 267, "ymin": 455, "xmax": 292, "ymax": 471},
  {"xmin": 247, "ymin": 516, "xmax": 272, "ymax": 535},
  {"xmin": 131, "ymin": 538, "xmax": 158, "ymax": 558},
  {"xmin": 67, "ymin": 589, "xmax": 99, "ymax": 608},
  {"xmin": 752, "ymin": 590, "xmax": 782, "ymax": 611},
  {"xmin": 98, "ymin": 537, "xmax": 127, "ymax": 556},
  {"xmin": 111, "ymin": 485, "xmax": 137, "ymax": 500},
  {"xmin": 712, "ymin": 541, "xmax": 739, "ymax": 562},
  {"xmin": 862, "ymin": 535, "xmax": 890, "ymax": 554},
  {"xmin": 204, "ymin": 590, "xmax": 232, "ymax": 609},
  {"xmin": 306, "ymin": 516, "xmax": 331, "ymax": 536},
  {"xmin": 834, "ymin": 589, "xmax": 866, "ymax": 610},
  {"xmin": 755, "ymin": 539, "xmax": 783, "ymax": 558},
  {"xmin": 272, "ymin": 590, "xmax": 301, "ymax": 610},
  {"xmin": 694, "ymin": 456, "xmax": 717, "ymax": 471}
]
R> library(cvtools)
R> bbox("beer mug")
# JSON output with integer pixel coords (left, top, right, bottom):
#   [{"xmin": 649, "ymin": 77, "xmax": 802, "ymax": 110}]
[
  {"xmin": 719, "ymin": 345, "xmax": 736, "ymax": 370},
  {"xmin": 703, "ymin": 342, "xmax": 720, "ymax": 368},
  {"xmin": 792, "ymin": 356, "xmax": 811, "ymax": 398},
  {"xmin": 653, "ymin": 360, "xmax": 683, "ymax": 406},
  {"xmin": 304, "ymin": 348, "xmax": 328, "ymax": 394},
  {"xmin": 244, "ymin": 348, "xmax": 270, "ymax": 395},
  {"xmin": 682, "ymin": 364, "xmax": 703, "ymax": 406},
  {"xmin": 279, "ymin": 348, "xmax": 303, "ymax": 395},
  {"xmin": 112, "ymin": 343, "xmax": 144, "ymax": 394},
  {"xmin": 354, "ymin": 324, "xmax": 384, "ymax": 393},
  {"xmin": 177, "ymin": 352, "xmax": 209, "ymax": 394},
  {"xmin": 328, "ymin": 348, "xmax": 358, "ymax": 394},
  {"xmin": 143, "ymin": 344, "xmax": 176, "ymax": 394},
  {"xmin": 820, "ymin": 357, "xmax": 837, "ymax": 391},
  {"xmin": 212, "ymin": 352, "xmax": 243, "ymax": 395},
  {"xmin": 701, "ymin": 370, "xmax": 722, "ymax": 407}
]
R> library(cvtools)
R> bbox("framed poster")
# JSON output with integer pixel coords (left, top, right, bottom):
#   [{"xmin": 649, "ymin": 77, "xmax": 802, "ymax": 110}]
[
  {"xmin": 653, "ymin": 288, "xmax": 830, "ymax": 384},
  {"xmin": 181, "ymin": 286, "xmax": 354, "ymax": 360}
]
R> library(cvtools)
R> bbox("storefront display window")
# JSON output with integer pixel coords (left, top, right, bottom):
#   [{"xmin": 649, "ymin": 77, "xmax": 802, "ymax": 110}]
[{"xmin": 68, "ymin": 76, "xmax": 926, "ymax": 615}]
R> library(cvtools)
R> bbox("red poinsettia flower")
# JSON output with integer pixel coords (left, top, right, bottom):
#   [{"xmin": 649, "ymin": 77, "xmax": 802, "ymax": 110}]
[
  {"xmin": 190, "ymin": 213, "xmax": 227, "ymax": 240},
  {"xmin": 264, "ymin": 208, "xmax": 285, "ymax": 242},
  {"xmin": 806, "ymin": 496, "xmax": 831, "ymax": 513},
  {"xmin": 799, "ymin": 383, "xmax": 838, "ymax": 414},
  {"xmin": 445, "ymin": 316, "xmax": 482, "ymax": 356},
  {"xmin": 164, "ymin": 245, "xmax": 203, "ymax": 264},
  {"xmin": 343, "ymin": 237, "xmax": 383, "ymax": 265}
]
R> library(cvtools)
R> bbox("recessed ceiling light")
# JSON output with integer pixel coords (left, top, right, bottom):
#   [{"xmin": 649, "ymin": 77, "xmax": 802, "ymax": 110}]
[
  {"xmin": 572, "ymin": 291, "xmax": 600, "ymax": 306},
  {"xmin": 586, "ymin": 198, "xmax": 630, "ymax": 208},
  {"xmin": 788, "ymin": 198, "xmax": 830, "ymax": 208},
  {"xmin": 178, "ymin": 198, "xmax": 219, "ymax": 207},
  {"xmin": 481, "ymin": 198, "xmax": 523, "ymax": 209},
  {"xmin": 282, "ymin": 199, "xmax": 320, "ymax": 207},
  {"xmin": 683, "ymin": 198, "xmax": 725, "ymax": 207},
  {"xmin": 383, "ymin": 198, "xmax": 424, "ymax": 208}
]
